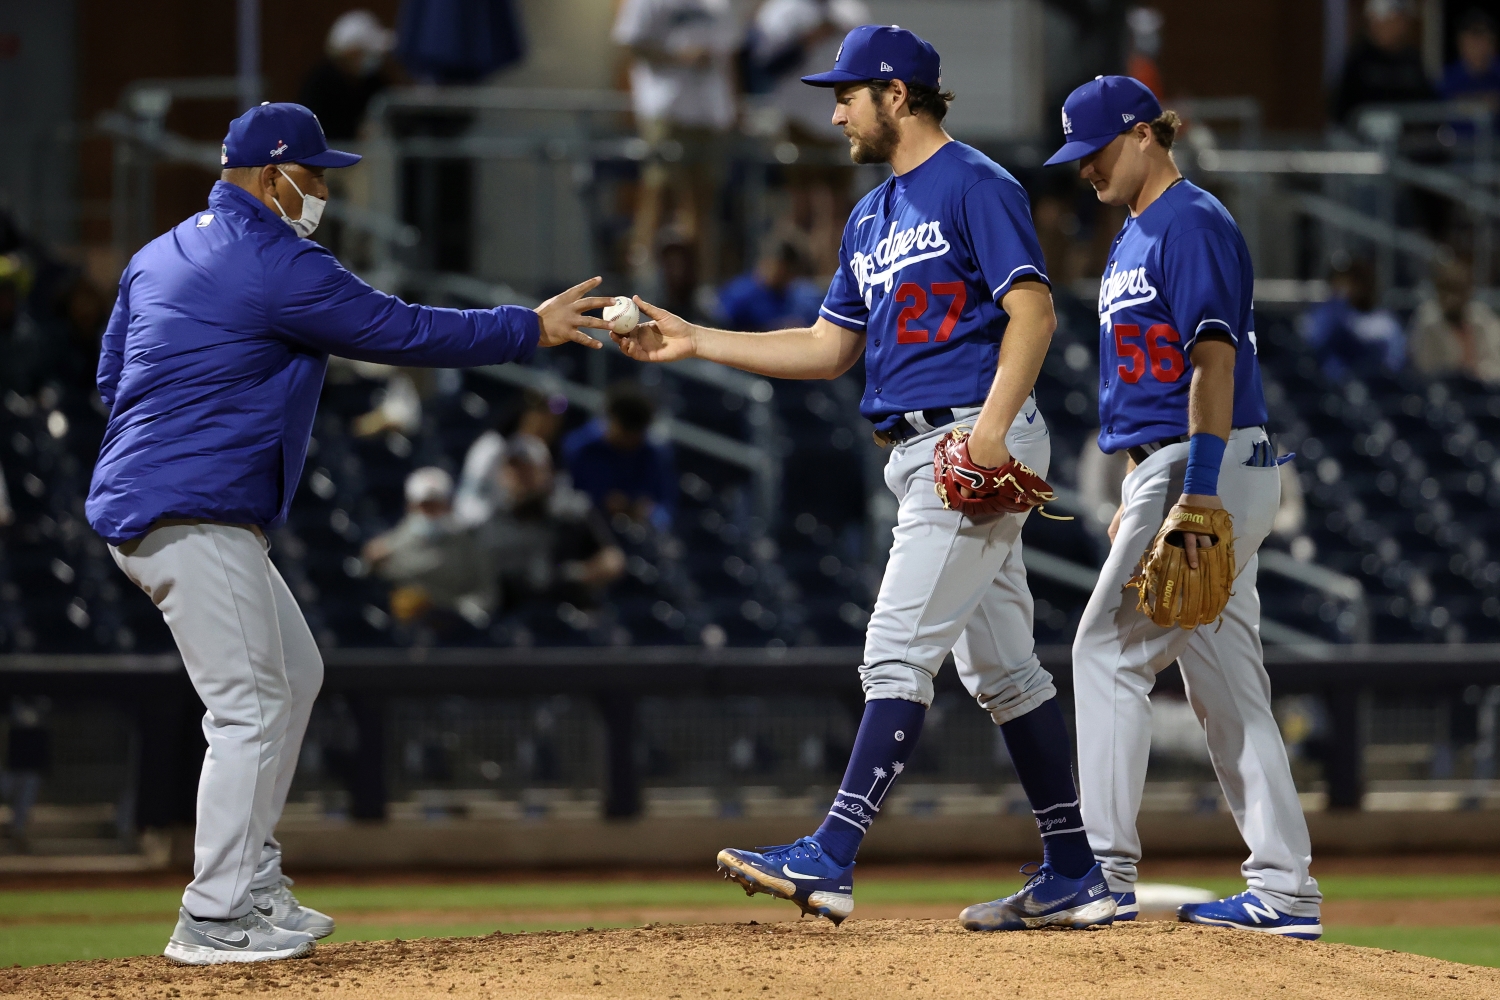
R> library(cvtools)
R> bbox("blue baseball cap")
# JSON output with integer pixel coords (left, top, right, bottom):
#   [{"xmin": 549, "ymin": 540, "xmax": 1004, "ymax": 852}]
[
  {"xmin": 220, "ymin": 102, "xmax": 361, "ymax": 169},
  {"xmin": 1043, "ymin": 75, "xmax": 1162, "ymax": 166},
  {"xmin": 801, "ymin": 24, "xmax": 941, "ymax": 89}
]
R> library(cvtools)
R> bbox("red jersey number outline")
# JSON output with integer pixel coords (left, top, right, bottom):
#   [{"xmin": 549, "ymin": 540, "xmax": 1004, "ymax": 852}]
[
  {"xmin": 896, "ymin": 281, "xmax": 968, "ymax": 344},
  {"xmin": 1115, "ymin": 322, "xmax": 1185, "ymax": 384}
]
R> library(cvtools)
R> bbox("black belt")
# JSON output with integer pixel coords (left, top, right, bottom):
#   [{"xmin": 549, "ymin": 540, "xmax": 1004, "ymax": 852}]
[
  {"xmin": 1126, "ymin": 425, "xmax": 1268, "ymax": 465},
  {"xmin": 873, "ymin": 408, "xmax": 962, "ymax": 446}
]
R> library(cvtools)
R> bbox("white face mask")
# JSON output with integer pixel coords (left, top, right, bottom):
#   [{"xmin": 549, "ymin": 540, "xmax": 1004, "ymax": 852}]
[{"xmin": 272, "ymin": 166, "xmax": 325, "ymax": 238}]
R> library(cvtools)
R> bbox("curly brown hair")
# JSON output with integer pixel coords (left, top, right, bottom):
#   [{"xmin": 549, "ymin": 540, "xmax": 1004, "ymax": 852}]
[
  {"xmin": 864, "ymin": 79, "xmax": 957, "ymax": 124},
  {"xmin": 1151, "ymin": 110, "xmax": 1183, "ymax": 150}
]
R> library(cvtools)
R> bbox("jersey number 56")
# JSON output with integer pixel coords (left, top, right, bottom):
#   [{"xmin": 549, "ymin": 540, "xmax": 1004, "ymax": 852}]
[{"xmin": 1114, "ymin": 323, "xmax": 1185, "ymax": 383}]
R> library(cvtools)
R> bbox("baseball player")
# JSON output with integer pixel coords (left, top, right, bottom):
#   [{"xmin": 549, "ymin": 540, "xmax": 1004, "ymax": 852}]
[
  {"xmin": 1044, "ymin": 77, "xmax": 1323, "ymax": 938},
  {"xmin": 616, "ymin": 25, "xmax": 1117, "ymax": 932},
  {"xmin": 86, "ymin": 103, "xmax": 613, "ymax": 964}
]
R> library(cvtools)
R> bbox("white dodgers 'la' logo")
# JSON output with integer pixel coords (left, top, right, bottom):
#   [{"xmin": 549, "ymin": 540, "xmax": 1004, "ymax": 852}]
[
  {"xmin": 1062, "ymin": 108, "xmax": 1073, "ymax": 135},
  {"xmin": 1098, "ymin": 263, "xmax": 1158, "ymax": 331},
  {"xmin": 850, "ymin": 219, "xmax": 952, "ymax": 302}
]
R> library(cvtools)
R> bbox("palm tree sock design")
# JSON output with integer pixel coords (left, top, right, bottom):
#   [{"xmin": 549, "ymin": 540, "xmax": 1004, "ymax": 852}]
[
  {"xmin": 1000, "ymin": 698, "xmax": 1094, "ymax": 878},
  {"xmin": 812, "ymin": 697, "xmax": 927, "ymax": 867}
]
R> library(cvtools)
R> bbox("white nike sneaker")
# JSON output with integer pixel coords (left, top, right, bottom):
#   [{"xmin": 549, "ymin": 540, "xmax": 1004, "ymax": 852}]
[
  {"xmin": 250, "ymin": 876, "xmax": 336, "ymax": 939},
  {"xmin": 163, "ymin": 908, "xmax": 316, "ymax": 965}
]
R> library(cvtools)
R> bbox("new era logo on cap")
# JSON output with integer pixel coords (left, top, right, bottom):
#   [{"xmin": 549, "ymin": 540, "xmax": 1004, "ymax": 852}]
[
  {"xmin": 1044, "ymin": 75, "xmax": 1163, "ymax": 165},
  {"xmin": 802, "ymin": 24, "xmax": 941, "ymax": 89}
]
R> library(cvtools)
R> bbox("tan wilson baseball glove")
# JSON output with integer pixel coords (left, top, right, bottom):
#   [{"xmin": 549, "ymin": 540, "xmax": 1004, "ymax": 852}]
[{"xmin": 1125, "ymin": 503, "xmax": 1237, "ymax": 629}]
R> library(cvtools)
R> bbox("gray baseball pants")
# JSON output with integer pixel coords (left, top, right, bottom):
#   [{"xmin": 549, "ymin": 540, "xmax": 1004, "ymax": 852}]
[
  {"xmin": 1072, "ymin": 427, "xmax": 1321, "ymax": 915},
  {"xmin": 860, "ymin": 402, "xmax": 1057, "ymax": 720},
  {"xmin": 110, "ymin": 523, "xmax": 322, "ymax": 920}
]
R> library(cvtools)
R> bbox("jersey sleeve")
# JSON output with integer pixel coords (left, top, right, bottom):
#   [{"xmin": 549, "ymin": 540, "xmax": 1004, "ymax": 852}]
[
  {"xmin": 961, "ymin": 177, "xmax": 1050, "ymax": 306},
  {"xmin": 1161, "ymin": 226, "xmax": 1246, "ymax": 352},
  {"xmin": 819, "ymin": 218, "xmax": 870, "ymax": 331}
]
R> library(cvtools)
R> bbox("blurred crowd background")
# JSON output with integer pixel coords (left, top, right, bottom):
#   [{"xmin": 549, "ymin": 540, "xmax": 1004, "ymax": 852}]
[{"xmin": 6, "ymin": 0, "xmax": 1500, "ymax": 842}]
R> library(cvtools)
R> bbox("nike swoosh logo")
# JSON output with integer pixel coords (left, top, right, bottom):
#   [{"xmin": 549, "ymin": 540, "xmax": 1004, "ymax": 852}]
[
  {"xmin": 206, "ymin": 931, "xmax": 251, "ymax": 948},
  {"xmin": 1025, "ymin": 410, "xmax": 1038, "ymax": 424},
  {"xmin": 782, "ymin": 865, "xmax": 822, "ymax": 880},
  {"xmin": 254, "ymin": 903, "xmax": 274, "ymax": 916},
  {"xmin": 857, "ymin": 214, "xmax": 878, "ymax": 226}
]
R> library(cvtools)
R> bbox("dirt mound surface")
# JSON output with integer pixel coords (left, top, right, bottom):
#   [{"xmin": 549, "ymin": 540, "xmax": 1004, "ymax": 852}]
[{"xmin": 1, "ymin": 919, "xmax": 1493, "ymax": 1000}]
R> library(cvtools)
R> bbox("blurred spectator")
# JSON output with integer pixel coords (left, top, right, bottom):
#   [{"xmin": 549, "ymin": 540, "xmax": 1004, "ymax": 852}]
[
  {"xmin": 1301, "ymin": 257, "xmax": 1407, "ymax": 380},
  {"xmin": 613, "ymin": 0, "xmax": 742, "ymax": 282},
  {"xmin": 363, "ymin": 467, "xmax": 497, "ymax": 628},
  {"xmin": 297, "ymin": 11, "xmax": 396, "ymax": 140},
  {"xmin": 1409, "ymin": 257, "xmax": 1500, "ymax": 383},
  {"xmin": 744, "ymin": 0, "xmax": 866, "ymax": 276},
  {"xmin": 1125, "ymin": 7, "xmax": 1165, "ymax": 99},
  {"xmin": 397, "ymin": 0, "xmax": 525, "ymax": 84},
  {"xmin": 746, "ymin": 0, "xmax": 868, "ymax": 141},
  {"xmin": 1440, "ymin": 10, "xmax": 1500, "ymax": 112},
  {"xmin": 2, "ymin": 697, "xmax": 49, "ymax": 851},
  {"xmin": 490, "ymin": 435, "xmax": 625, "ymax": 607},
  {"xmin": 563, "ymin": 382, "xmax": 676, "ymax": 531},
  {"xmin": 351, "ymin": 370, "xmax": 422, "ymax": 438},
  {"xmin": 1333, "ymin": 0, "xmax": 1433, "ymax": 124},
  {"xmin": 656, "ymin": 230, "xmax": 710, "ymax": 323},
  {"xmin": 713, "ymin": 239, "xmax": 824, "ymax": 331}
]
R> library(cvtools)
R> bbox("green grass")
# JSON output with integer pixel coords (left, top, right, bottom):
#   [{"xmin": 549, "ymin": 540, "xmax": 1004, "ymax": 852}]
[{"xmin": 3, "ymin": 874, "xmax": 1499, "ymax": 970}]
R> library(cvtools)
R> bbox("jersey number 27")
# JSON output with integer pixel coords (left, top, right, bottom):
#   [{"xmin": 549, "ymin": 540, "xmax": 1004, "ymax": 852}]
[
  {"xmin": 1115, "ymin": 323, "xmax": 1185, "ymax": 383},
  {"xmin": 896, "ymin": 282, "xmax": 966, "ymax": 344}
]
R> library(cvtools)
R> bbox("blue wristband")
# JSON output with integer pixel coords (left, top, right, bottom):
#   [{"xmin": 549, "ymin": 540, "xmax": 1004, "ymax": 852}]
[{"xmin": 1182, "ymin": 433, "xmax": 1226, "ymax": 496}]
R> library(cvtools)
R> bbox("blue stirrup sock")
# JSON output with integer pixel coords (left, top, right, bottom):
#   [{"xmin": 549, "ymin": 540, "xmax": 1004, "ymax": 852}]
[
  {"xmin": 1182, "ymin": 432, "xmax": 1227, "ymax": 496},
  {"xmin": 812, "ymin": 697, "xmax": 927, "ymax": 867},
  {"xmin": 1000, "ymin": 698, "xmax": 1095, "ymax": 879}
]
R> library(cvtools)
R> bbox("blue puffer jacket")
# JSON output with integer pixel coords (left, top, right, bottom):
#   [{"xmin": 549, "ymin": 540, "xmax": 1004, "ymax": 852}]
[{"xmin": 87, "ymin": 181, "xmax": 539, "ymax": 544}]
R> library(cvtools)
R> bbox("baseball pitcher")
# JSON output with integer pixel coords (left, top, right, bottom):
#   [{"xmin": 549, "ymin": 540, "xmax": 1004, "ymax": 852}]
[
  {"xmin": 1044, "ymin": 76, "xmax": 1322, "ymax": 938},
  {"xmin": 616, "ymin": 25, "xmax": 1116, "ymax": 932},
  {"xmin": 86, "ymin": 103, "xmax": 613, "ymax": 964}
]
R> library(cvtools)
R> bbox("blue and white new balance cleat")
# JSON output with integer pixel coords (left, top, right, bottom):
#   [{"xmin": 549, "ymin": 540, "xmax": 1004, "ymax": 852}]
[
  {"xmin": 716, "ymin": 836, "xmax": 854, "ymax": 925},
  {"xmin": 1112, "ymin": 891, "xmax": 1138, "ymax": 921},
  {"xmin": 1177, "ymin": 891, "xmax": 1322, "ymax": 940},
  {"xmin": 959, "ymin": 862, "xmax": 1116, "ymax": 931}
]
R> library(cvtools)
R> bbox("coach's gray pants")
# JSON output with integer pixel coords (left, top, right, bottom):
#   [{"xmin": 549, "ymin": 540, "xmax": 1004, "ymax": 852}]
[
  {"xmin": 1072, "ymin": 428, "xmax": 1321, "ymax": 916},
  {"xmin": 110, "ymin": 523, "xmax": 322, "ymax": 920},
  {"xmin": 860, "ymin": 403, "xmax": 1056, "ymax": 721}
]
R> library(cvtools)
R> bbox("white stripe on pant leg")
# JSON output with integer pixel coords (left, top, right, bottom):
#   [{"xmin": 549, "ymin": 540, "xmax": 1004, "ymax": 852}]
[
  {"xmin": 111, "ymin": 524, "xmax": 292, "ymax": 919},
  {"xmin": 254, "ymin": 552, "xmax": 325, "ymax": 889}
]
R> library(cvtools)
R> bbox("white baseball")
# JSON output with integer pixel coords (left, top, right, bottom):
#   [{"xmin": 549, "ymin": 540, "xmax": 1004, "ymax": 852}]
[{"xmin": 604, "ymin": 295, "xmax": 640, "ymax": 334}]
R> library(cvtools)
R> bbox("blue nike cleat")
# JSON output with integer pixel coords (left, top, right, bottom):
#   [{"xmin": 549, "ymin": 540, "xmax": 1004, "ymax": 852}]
[
  {"xmin": 716, "ymin": 836, "xmax": 855, "ymax": 925},
  {"xmin": 1177, "ymin": 891, "xmax": 1322, "ymax": 940},
  {"xmin": 959, "ymin": 862, "xmax": 1117, "ymax": 931},
  {"xmin": 1112, "ymin": 891, "xmax": 1138, "ymax": 921}
]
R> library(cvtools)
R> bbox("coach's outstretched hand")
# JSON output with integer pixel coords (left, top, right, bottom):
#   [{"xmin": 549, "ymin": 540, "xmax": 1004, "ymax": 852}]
[
  {"xmin": 535, "ymin": 277, "xmax": 615, "ymax": 349},
  {"xmin": 613, "ymin": 296, "xmax": 697, "ymax": 363}
]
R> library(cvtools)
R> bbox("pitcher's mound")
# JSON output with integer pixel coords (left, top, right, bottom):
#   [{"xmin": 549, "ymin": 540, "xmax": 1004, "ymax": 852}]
[{"xmin": 1, "ymin": 919, "xmax": 1494, "ymax": 1000}]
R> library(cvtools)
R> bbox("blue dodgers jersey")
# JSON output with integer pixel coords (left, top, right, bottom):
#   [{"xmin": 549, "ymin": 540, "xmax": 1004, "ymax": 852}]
[
  {"xmin": 819, "ymin": 142, "xmax": 1050, "ymax": 425},
  {"xmin": 1095, "ymin": 180, "xmax": 1269, "ymax": 453}
]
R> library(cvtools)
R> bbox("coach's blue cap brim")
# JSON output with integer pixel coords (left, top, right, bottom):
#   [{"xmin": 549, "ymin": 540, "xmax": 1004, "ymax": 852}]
[
  {"xmin": 298, "ymin": 147, "xmax": 362, "ymax": 168},
  {"xmin": 1043, "ymin": 134, "xmax": 1118, "ymax": 166},
  {"xmin": 801, "ymin": 68, "xmax": 876, "ymax": 87}
]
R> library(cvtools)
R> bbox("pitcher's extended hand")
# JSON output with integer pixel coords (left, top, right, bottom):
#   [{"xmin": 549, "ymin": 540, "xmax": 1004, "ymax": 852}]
[
  {"xmin": 535, "ymin": 277, "xmax": 615, "ymax": 349},
  {"xmin": 612, "ymin": 296, "xmax": 698, "ymax": 363}
]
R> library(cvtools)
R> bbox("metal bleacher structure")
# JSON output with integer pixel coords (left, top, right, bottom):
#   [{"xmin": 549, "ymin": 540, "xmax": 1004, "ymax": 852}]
[{"xmin": 3, "ymin": 82, "xmax": 1500, "ymax": 864}]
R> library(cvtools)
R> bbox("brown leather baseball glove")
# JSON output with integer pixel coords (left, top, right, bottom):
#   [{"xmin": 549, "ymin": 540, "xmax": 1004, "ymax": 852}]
[
  {"xmin": 932, "ymin": 427, "xmax": 1066, "ymax": 518},
  {"xmin": 1125, "ymin": 504, "xmax": 1237, "ymax": 629}
]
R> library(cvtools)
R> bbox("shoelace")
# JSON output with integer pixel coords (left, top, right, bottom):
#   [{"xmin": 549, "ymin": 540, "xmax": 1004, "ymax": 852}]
[
  {"xmin": 1016, "ymin": 862, "xmax": 1053, "ymax": 892},
  {"xmin": 756, "ymin": 837, "xmax": 823, "ymax": 865}
]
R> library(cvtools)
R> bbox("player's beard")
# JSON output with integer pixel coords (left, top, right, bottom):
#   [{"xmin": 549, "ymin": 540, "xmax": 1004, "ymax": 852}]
[{"xmin": 847, "ymin": 105, "xmax": 900, "ymax": 165}]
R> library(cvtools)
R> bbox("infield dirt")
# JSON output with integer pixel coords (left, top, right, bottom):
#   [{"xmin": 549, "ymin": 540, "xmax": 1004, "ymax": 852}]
[{"xmin": 1, "ymin": 919, "xmax": 1495, "ymax": 1000}]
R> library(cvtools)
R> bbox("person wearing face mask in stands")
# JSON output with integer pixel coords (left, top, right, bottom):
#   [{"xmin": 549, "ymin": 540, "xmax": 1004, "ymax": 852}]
[{"xmin": 86, "ymin": 102, "xmax": 612, "ymax": 966}]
